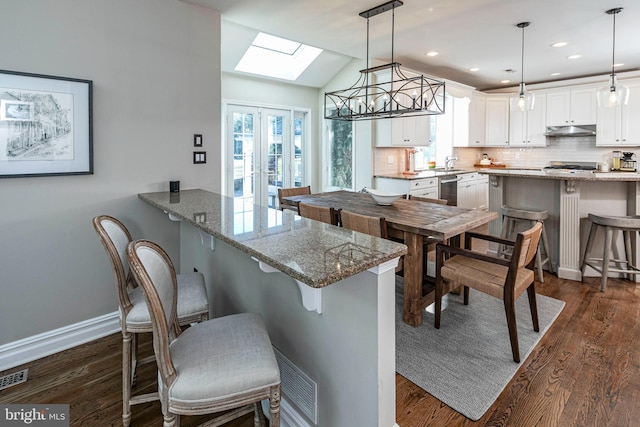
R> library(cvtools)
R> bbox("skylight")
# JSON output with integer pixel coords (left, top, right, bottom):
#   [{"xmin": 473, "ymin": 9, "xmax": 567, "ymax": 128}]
[{"xmin": 235, "ymin": 32, "xmax": 322, "ymax": 81}]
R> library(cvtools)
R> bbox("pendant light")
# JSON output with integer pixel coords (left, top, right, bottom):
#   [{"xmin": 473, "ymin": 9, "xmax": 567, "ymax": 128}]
[
  {"xmin": 596, "ymin": 7, "xmax": 629, "ymax": 108},
  {"xmin": 510, "ymin": 22, "xmax": 535, "ymax": 112},
  {"xmin": 324, "ymin": 0, "xmax": 445, "ymax": 121}
]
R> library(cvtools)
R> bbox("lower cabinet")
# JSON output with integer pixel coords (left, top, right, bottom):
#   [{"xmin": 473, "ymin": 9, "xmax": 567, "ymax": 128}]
[
  {"xmin": 457, "ymin": 173, "xmax": 488, "ymax": 210},
  {"xmin": 374, "ymin": 177, "xmax": 438, "ymax": 199}
]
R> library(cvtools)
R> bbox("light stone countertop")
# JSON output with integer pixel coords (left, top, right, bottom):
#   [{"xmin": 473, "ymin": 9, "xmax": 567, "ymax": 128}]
[
  {"xmin": 138, "ymin": 189, "xmax": 407, "ymax": 288},
  {"xmin": 478, "ymin": 169, "xmax": 640, "ymax": 181}
]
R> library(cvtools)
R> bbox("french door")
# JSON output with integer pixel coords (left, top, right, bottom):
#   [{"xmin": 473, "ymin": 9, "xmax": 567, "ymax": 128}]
[{"xmin": 226, "ymin": 104, "xmax": 306, "ymax": 208}]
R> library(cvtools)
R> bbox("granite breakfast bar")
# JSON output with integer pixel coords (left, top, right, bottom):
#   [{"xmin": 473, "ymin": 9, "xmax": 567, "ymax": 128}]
[
  {"xmin": 480, "ymin": 169, "xmax": 640, "ymax": 282},
  {"xmin": 138, "ymin": 189, "xmax": 407, "ymax": 427}
]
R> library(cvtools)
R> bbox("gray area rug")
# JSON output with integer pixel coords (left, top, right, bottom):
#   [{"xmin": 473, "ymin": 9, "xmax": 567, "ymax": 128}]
[{"xmin": 395, "ymin": 277, "xmax": 565, "ymax": 421}]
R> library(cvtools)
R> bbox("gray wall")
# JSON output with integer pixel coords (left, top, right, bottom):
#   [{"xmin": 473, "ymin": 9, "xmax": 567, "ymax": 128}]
[{"xmin": 0, "ymin": 0, "xmax": 221, "ymax": 344}]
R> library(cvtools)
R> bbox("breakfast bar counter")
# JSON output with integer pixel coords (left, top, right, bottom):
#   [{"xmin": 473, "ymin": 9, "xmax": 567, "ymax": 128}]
[{"xmin": 138, "ymin": 189, "xmax": 405, "ymax": 427}]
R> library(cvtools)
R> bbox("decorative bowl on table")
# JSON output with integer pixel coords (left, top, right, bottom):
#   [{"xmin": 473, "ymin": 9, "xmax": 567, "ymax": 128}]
[{"xmin": 366, "ymin": 188, "xmax": 404, "ymax": 206}]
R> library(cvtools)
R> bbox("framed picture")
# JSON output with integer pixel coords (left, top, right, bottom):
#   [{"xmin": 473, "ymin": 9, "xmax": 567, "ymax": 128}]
[
  {"xmin": 0, "ymin": 69, "xmax": 93, "ymax": 178},
  {"xmin": 193, "ymin": 134, "xmax": 202, "ymax": 147}
]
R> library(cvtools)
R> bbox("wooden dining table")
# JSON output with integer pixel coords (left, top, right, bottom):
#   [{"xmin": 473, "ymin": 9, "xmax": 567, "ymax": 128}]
[{"xmin": 282, "ymin": 190, "xmax": 498, "ymax": 327}]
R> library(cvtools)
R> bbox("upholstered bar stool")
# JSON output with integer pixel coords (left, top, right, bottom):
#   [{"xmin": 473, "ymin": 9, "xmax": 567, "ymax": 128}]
[
  {"xmin": 581, "ymin": 214, "xmax": 640, "ymax": 292},
  {"xmin": 500, "ymin": 206, "xmax": 554, "ymax": 282}
]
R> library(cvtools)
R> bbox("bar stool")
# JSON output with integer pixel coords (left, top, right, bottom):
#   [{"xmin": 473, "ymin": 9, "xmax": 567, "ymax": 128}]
[
  {"xmin": 580, "ymin": 214, "xmax": 640, "ymax": 292},
  {"xmin": 500, "ymin": 206, "xmax": 554, "ymax": 282}
]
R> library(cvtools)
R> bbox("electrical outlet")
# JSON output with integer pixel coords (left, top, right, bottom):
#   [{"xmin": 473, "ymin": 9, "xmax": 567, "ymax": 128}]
[{"xmin": 387, "ymin": 155, "xmax": 395, "ymax": 164}]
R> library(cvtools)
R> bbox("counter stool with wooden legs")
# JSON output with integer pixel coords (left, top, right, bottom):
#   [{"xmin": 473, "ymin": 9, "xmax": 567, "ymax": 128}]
[
  {"xmin": 581, "ymin": 214, "xmax": 640, "ymax": 291},
  {"xmin": 499, "ymin": 206, "xmax": 554, "ymax": 282}
]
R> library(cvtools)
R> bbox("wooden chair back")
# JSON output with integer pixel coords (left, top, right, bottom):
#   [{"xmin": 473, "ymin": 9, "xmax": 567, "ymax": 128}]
[
  {"xmin": 512, "ymin": 221, "xmax": 543, "ymax": 270},
  {"xmin": 92, "ymin": 215, "xmax": 135, "ymax": 322},
  {"xmin": 340, "ymin": 210, "xmax": 388, "ymax": 239},
  {"xmin": 278, "ymin": 186, "xmax": 311, "ymax": 211},
  {"xmin": 127, "ymin": 239, "xmax": 182, "ymax": 387},
  {"xmin": 409, "ymin": 195, "xmax": 448, "ymax": 205},
  {"xmin": 298, "ymin": 202, "xmax": 339, "ymax": 225}
]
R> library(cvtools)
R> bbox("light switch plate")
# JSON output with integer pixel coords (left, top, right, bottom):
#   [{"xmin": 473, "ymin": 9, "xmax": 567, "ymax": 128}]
[{"xmin": 193, "ymin": 151, "xmax": 206, "ymax": 164}]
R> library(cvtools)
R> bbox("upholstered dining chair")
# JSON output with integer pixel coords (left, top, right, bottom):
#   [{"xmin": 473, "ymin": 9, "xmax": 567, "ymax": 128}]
[
  {"xmin": 434, "ymin": 221, "xmax": 543, "ymax": 363},
  {"xmin": 92, "ymin": 215, "xmax": 209, "ymax": 426},
  {"xmin": 127, "ymin": 239, "xmax": 281, "ymax": 427},
  {"xmin": 278, "ymin": 185, "xmax": 311, "ymax": 211},
  {"xmin": 298, "ymin": 202, "xmax": 340, "ymax": 226}
]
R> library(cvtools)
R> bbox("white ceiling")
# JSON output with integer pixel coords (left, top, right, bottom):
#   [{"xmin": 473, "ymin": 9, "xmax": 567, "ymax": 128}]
[{"xmin": 187, "ymin": 0, "xmax": 639, "ymax": 91}]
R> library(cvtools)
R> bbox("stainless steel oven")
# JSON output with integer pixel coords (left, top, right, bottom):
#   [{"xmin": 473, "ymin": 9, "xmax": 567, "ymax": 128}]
[{"xmin": 439, "ymin": 175, "xmax": 461, "ymax": 206}]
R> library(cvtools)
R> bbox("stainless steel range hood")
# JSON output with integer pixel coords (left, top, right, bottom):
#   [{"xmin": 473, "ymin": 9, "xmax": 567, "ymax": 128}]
[{"xmin": 545, "ymin": 124, "xmax": 596, "ymax": 137}]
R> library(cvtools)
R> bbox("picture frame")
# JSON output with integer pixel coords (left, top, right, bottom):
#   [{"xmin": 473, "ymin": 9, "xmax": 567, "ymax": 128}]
[
  {"xmin": 0, "ymin": 69, "xmax": 93, "ymax": 178},
  {"xmin": 193, "ymin": 133, "xmax": 203, "ymax": 147}
]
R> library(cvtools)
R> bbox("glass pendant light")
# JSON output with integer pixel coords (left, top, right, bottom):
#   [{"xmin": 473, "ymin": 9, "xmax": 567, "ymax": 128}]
[
  {"xmin": 510, "ymin": 22, "xmax": 535, "ymax": 112},
  {"xmin": 596, "ymin": 7, "xmax": 629, "ymax": 108}
]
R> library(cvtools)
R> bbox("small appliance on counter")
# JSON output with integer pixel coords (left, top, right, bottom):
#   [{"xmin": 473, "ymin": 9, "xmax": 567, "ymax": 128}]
[
  {"xmin": 480, "ymin": 153, "xmax": 491, "ymax": 165},
  {"xmin": 620, "ymin": 152, "xmax": 636, "ymax": 172},
  {"xmin": 403, "ymin": 148, "xmax": 418, "ymax": 175}
]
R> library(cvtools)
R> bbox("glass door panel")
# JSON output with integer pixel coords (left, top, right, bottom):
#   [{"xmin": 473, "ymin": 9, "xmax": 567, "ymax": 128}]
[{"xmin": 230, "ymin": 107, "xmax": 257, "ymax": 203}]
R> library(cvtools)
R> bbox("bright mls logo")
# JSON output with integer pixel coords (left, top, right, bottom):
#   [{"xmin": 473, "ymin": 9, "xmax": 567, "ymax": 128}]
[{"xmin": 1, "ymin": 405, "xmax": 69, "ymax": 426}]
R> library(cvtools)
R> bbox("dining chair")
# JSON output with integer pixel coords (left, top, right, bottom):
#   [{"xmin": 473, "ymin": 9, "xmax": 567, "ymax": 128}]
[
  {"xmin": 127, "ymin": 239, "xmax": 281, "ymax": 427},
  {"xmin": 408, "ymin": 195, "xmax": 448, "ymax": 205},
  {"xmin": 340, "ymin": 209, "xmax": 403, "ymax": 272},
  {"xmin": 92, "ymin": 215, "xmax": 209, "ymax": 426},
  {"xmin": 434, "ymin": 221, "xmax": 543, "ymax": 363},
  {"xmin": 298, "ymin": 202, "xmax": 340, "ymax": 226},
  {"xmin": 278, "ymin": 185, "xmax": 311, "ymax": 212}
]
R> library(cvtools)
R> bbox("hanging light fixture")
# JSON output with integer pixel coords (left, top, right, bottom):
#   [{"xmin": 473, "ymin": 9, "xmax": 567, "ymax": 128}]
[
  {"xmin": 510, "ymin": 22, "xmax": 535, "ymax": 112},
  {"xmin": 596, "ymin": 7, "xmax": 629, "ymax": 108},
  {"xmin": 324, "ymin": 0, "xmax": 445, "ymax": 121}
]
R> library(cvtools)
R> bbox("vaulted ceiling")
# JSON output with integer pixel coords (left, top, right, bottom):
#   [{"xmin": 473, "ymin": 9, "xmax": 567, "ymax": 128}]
[{"xmin": 186, "ymin": 0, "xmax": 640, "ymax": 90}]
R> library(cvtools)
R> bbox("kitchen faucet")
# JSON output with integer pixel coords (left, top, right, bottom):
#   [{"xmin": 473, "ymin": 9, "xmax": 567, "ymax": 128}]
[{"xmin": 445, "ymin": 155, "xmax": 459, "ymax": 170}]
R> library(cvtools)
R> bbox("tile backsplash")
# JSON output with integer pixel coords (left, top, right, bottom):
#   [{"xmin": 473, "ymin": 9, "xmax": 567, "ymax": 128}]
[{"xmin": 374, "ymin": 136, "xmax": 627, "ymax": 173}]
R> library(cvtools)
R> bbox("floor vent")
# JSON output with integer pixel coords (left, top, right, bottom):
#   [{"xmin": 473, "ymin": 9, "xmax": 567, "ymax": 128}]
[
  {"xmin": 0, "ymin": 368, "xmax": 28, "ymax": 391},
  {"xmin": 274, "ymin": 348, "xmax": 317, "ymax": 424}
]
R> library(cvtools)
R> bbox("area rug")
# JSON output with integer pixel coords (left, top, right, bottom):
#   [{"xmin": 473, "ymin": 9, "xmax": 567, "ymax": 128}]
[{"xmin": 395, "ymin": 277, "xmax": 565, "ymax": 421}]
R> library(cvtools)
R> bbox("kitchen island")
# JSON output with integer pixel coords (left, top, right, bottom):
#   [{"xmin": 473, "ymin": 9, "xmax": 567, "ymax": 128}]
[
  {"xmin": 479, "ymin": 169, "xmax": 640, "ymax": 281},
  {"xmin": 138, "ymin": 189, "xmax": 406, "ymax": 427}
]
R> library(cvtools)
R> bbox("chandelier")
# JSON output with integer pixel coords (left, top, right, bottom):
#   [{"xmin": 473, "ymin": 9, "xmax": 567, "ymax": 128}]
[
  {"xmin": 596, "ymin": 7, "xmax": 629, "ymax": 108},
  {"xmin": 324, "ymin": 0, "xmax": 445, "ymax": 121}
]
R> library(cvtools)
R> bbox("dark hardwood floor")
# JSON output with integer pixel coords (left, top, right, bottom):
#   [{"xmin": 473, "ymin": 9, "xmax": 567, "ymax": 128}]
[{"xmin": 1, "ymin": 273, "xmax": 638, "ymax": 426}]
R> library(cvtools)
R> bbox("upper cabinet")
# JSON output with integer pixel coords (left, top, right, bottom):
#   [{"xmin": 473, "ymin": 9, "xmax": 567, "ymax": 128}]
[
  {"xmin": 460, "ymin": 91, "xmax": 486, "ymax": 147},
  {"xmin": 546, "ymin": 88, "xmax": 597, "ymax": 126},
  {"xmin": 596, "ymin": 82, "xmax": 640, "ymax": 147},
  {"xmin": 374, "ymin": 115, "xmax": 432, "ymax": 146},
  {"xmin": 509, "ymin": 93, "xmax": 548, "ymax": 147},
  {"xmin": 485, "ymin": 95, "xmax": 510, "ymax": 146}
]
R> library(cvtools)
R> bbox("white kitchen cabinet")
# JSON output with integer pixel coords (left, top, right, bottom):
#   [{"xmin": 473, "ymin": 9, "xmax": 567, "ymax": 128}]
[
  {"xmin": 374, "ymin": 177, "xmax": 438, "ymax": 198},
  {"xmin": 457, "ymin": 173, "xmax": 488, "ymax": 210},
  {"xmin": 546, "ymin": 87, "xmax": 597, "ymax": 126},
  {"xmin": 509, "ymin": 93, "xmax": 548, "ymax": 146},
  {"xmin": 485, "ymin": 95, "xmax": 510, "ymax": 146},
  {"xmin": 596, "ymin": 82, "xmax": 640, "ymax": 147},
  {"xmin": 374, "ymin": 115, "xmax": 432, "ymax": 146},
  {"xmin": 465, "ymin": 91, "xmax": 486, "ymax": 147}
]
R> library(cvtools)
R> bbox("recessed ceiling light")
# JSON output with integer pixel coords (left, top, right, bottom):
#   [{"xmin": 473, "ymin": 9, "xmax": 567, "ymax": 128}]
[
  {"xmin": 426, "ymin": 51, "xmax": 439, "ymax": 57},
  {"xmin": 552, "ymin": 42, "xmax": 568, "ymax": 48},
  {"xmin": 469, "ymin": 67, "xmax": 480, "ymax": 72},
  {"xmin": 501, "ymin": 80, "xmax": 511, "ymax": 84},
  {"xmin": 567, "ymin": 54, "xmax": 582, "ymax": 59},
  {"xmin": 550, "ymin": 72, "xmax": 561, "ymax": 76}
]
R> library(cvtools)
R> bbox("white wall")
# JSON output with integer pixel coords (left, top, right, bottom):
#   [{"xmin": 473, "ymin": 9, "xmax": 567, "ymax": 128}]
[{"xmin": 0, "ymin": 0, "xmax": 221, "ymax": 345}]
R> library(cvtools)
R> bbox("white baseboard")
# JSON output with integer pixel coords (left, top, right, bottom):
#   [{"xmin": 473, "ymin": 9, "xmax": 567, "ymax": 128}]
[
  {"xmin": 261, "ymin": 397, "xmax": 313, "ymax": 427},
  {"xmin": 0, "ymin": 311, "xmax": 120, "ymax": 372}
]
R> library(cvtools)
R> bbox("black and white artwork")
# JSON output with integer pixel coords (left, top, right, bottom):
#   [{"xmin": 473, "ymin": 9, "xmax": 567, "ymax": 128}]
[
  {"xmin": 0, "ymin": 70, "xmax": 92, "ymax": 178},
  {"xmin": 0, "ymin": 92, "xmax": 73, "ymax": 161}
]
